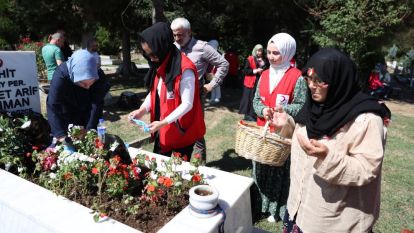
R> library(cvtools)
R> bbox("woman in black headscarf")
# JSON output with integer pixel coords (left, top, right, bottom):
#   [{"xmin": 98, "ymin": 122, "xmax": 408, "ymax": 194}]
[
  {"xmin": 270, "ymin": 48, "xmax": 391, "ymax": 233},
  {"xmin": 128, "ymin": 22, "xmax": 205, "ymax": 158}
]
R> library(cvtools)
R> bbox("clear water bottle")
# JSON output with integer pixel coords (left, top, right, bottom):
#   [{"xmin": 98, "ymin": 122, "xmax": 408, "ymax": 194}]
[{"xmin": 97, "ymin": 118, "xmax": 106, "ymax": 144}]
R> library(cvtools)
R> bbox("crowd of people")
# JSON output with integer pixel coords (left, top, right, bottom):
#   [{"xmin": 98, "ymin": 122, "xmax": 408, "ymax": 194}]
[{"xmin": 38, "ymin": 18, "xmax": 391, "ymax": 233}]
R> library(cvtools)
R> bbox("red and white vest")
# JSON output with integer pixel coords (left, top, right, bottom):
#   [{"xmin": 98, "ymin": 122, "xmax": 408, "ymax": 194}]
[
  {"xmin": 257, "ymin": 67, "xmax": 302, "ymax": 129},
  {"xmin": 243, "ymin": 56, "xmax": 258, "ymax": 88},
  {"xmin": 150, "ymin": 53, "xmax": 206, "ymax": 152}
]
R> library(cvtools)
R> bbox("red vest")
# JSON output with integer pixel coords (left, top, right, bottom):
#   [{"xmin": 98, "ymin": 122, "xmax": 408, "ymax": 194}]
[
  {"xmin": 150, "ymin": 53, "xmax": 206, "ymax": 152},
  {"xmin": 243, "ymin": 56, "xmax": 257, "ymax": 88},
  {"xmin": 257, "ymin": 67, "xmax": 302, "ymax": 130},
  {"xmin": 368, "ymin": 72, "xmax": 383, "ymax": 90}
]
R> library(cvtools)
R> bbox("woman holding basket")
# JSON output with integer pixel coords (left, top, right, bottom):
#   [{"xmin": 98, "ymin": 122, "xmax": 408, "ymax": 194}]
[
  {"xmin": 251, "ymin": 33, "xmax": 307, "ymax": 222},
  {"xmin": 271, "ymin": 48, "xmax": 390, "ymax": 232}
]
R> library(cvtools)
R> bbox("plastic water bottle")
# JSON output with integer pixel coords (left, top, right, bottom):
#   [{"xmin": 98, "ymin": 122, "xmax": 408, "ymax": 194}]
[{"xmin": 97, "ymin": 118, "xmax": 106, "ymax": 144}]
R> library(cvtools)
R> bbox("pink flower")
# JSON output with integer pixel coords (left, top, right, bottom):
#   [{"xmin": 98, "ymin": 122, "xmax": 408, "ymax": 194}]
[
  {"xmin": 157, "ymin": 176, "xmax": 165, "ymax": 184},
  {"xmin": 92, "ymin": 167, "xmax": 99, "ymax": 174}
]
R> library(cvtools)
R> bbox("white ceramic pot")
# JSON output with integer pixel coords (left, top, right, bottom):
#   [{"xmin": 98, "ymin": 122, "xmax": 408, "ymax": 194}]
[{"xmin": 189, "ymin": 185, "xmax": 219, "ymax": 211}]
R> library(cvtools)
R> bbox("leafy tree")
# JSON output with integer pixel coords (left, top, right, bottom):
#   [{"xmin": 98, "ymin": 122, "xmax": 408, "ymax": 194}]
[
  {"xmin": 0, "ymin": 0, "xmax": 20, "ymax": 49},
  {"xmin": 294, "ymin": 0, "xmax": 412, "ymax": 88}
]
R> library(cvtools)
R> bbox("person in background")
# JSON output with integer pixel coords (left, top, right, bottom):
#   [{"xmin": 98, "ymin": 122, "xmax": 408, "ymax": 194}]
[
  {"xmin": 224, "ymin": 47, "xmax": 240, "ymax": 88},
  {"xmin": 171, "ymin": 17, "xmax": 229, "ymax": 161},
  {"xmin": 42, "ymin": 32, "xmax": 65, "ymax": 81},
  {"xmin": 368, "ymin": 63, "xmax": 392, "ymax": 100},
  {"xmin": 252, "ymin": 33, "xmax": 307, "ymax": 223},
  {"xmin": 128, "ymin": 22, "xmax": 205, "ymax": 158},
  {"xmin": 269, "ymin": 48, "xmax": 390, "ymax": 233},
  {"xmin": 86, "ymin": 38, "xmax": 101, "ymax": 69},
  {"xmin": 239, "ymin": 44, "xmax": 268, "ymax": 121},
  {"xmin": 206, "ymin": 40, "xmax": 221, "ymax": 104},
  {"xmin": 56, "ymin": 29, "xmax": 73, "ymax": 61},
  {"xmin": 47, "ymin": 49, "xmax": 110, "ymax": 149}
]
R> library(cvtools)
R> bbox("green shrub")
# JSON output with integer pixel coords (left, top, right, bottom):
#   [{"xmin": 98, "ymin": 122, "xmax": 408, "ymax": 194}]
[{"xmin": 95, "ymin": 26, "xmax": 121, "ymax": 56}]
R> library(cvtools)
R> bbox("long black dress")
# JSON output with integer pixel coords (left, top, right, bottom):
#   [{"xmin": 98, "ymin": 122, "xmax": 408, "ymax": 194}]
[{"xmin": 239, "ymin": 56, "xmax": 268, "ymax": 121}]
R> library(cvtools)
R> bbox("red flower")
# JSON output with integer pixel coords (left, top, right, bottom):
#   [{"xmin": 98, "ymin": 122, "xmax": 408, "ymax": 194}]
[
  {"xmin": 99, "ymin": 213, "xmax": 107, "ymax": 218},
  {"xmin": 191, "ymin": 174, "xmax": 202, "ymax": 183},
  {"xmin": 163, "ymin": 177, "xmax": 173, "ymax": 187},
  {"xmin": 182, "ymin": 155, "xmax": 188, "ymax": 162},
  {"xmin": 151, "ymin": 157, "xmax": 156, "ymax": 161},
  {"xmin": 26, "ymin": 152, "xmax": 32, "ymax": 157},
  {"xmin": 42, "ymin": 155, "xmax": 57, "ymax": 171},
  {"xmin": 35, "ymin": 42, "xmax": 43, "ymax": 47},
  {"xmin": 173, "ymin": 152, "xmax": 181, "ymax": 158},
  {"xmin": 94, "ymin": 138, "xmax": 104, "ymax": 148},
  {"xmin": 194, "ymin": 153, "xmax": 201, "ymax": 159},
  {"xmin": 32, "ymin": 146, "xmax": 39, "ymax": 150},
  {"xmin": 131, "ymin": 165, "xmax": 140, "ymax": 179},
  {"xmin": 123, "ymin": 171, "xmax": 129, "ymax": 179},
  {"xmin": 21, "ymin": 37, "xmax": 31, "ymax": 44},
  {"xmin": 63, "ymin": 172, "xmax": 73, "ymax": 180},
  {"xmin": 147, "ymin": 184, "xmax": 155, "ymax": 192},
  {"xmin": 145, "ymin": 155, "xmax": 150, "ymax": 161},
  {"xmin": 113, "ymin": 155, "xmax": 121, "ymax": 163},
  {"xmin": 92, "ymin": 167, "xmax": 99, "ymax": 174}
]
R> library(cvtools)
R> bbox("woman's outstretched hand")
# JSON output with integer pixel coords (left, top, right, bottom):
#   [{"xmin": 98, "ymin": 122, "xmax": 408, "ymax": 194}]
[
  {"xmin": 297, "ymin": 134, "xmax": 329, "ymax": 159},
  {"xmin": 128, "ymin": 108, "xmax": 146, "ymax": 122},
  {"xmin": 269, "ymin": 105, "xmax": 288, "ymax": 130},
  {"xmin": 148, "ymin": 120, "xmax": 168, "ymax": 133}
]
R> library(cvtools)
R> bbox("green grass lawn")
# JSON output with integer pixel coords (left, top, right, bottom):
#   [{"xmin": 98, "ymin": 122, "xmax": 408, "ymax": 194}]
[{"xmin": 51, "ymin": 79, "xmax": 413, "ymax": 233}]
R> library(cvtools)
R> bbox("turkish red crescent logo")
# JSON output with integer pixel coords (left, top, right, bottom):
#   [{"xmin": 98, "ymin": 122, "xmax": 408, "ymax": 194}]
[{"xmin": 0, "ymin": 59, "xmax": 3, "ymax": 68}]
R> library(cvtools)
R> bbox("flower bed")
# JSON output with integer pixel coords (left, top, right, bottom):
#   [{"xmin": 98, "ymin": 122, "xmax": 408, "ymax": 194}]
[{"xmin": 1, "ymin": 123, "xmax": 204, "ymax": 233}]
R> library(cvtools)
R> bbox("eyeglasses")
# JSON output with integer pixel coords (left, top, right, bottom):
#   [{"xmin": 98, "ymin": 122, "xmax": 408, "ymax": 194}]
[{"xmin": 304, "ymin": 76, "xmax": 326, "ymax": 86}]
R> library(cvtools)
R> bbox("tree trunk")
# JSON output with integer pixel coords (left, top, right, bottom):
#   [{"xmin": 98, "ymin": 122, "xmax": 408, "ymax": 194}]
[
  {"xmin": 152, "ymin": 0, "xmax": 166, "ymax": 24},
  {"xmin": 121, "ymin": 28, "xmax": 132, "ymax": 77}
]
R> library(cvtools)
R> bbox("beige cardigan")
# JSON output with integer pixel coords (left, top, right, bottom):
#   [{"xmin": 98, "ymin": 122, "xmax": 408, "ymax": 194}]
[{"xmin": 287, "ymin": 113, "xmax": 386, "ymax": 233}]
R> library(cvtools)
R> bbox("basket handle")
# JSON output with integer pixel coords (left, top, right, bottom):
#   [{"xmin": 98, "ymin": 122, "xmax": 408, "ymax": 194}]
[{"xmin": 262, "ymin": 121, "xmax": 270, "ymax": 141}]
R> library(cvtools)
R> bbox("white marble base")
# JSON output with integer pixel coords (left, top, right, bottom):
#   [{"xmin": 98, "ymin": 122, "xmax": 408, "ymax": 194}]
[{"xmin": 0, "ymin": 148, "xmax": 254, "ymax": 233}]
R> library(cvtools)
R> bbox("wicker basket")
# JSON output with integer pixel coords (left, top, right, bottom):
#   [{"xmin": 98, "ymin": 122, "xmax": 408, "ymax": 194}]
[{"xmin": 235, "ymin": 120, "xmax": 291, "ymax": 166}]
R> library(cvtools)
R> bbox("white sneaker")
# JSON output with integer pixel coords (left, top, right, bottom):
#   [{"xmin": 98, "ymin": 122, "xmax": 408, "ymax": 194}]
[
  {"xmin": 267, "ymin": 215, "xmax": 276, "ymax": 223},
  {"xmin": 214, "ymin": 98, "xmax": 220, "ymax": 103}
]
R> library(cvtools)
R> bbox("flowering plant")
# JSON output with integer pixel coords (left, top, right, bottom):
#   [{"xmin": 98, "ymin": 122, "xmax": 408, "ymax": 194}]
[
  {"xmin": 17, "ymin": 37, "xmax": 47, "ymax": 80},
  {"xmin": 0, "ymin": 113, "xmax": 47, "ymax": 175},
  {"xmin": 25, "ymin": 126, "xmax": 205, "ymax": 231}
]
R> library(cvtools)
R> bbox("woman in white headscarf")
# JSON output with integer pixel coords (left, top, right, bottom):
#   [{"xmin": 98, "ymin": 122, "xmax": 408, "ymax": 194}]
[
  {"xmin": 239, "ymin": 44, "xmax": 269, "ymax": 121},
  {"xmin": 251, "ymin": 33, "xmax": 307, "ymax": 222}
]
